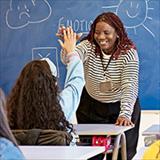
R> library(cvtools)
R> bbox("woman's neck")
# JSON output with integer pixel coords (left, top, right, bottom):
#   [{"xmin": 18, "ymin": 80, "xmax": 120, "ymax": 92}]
[
  {"xmin": 102, "ymin": 48, "xmax": 115, "ymax": 55},
  {"xmin": 102, "ymin": 44, "xmax": 117, "ymax": 55}
]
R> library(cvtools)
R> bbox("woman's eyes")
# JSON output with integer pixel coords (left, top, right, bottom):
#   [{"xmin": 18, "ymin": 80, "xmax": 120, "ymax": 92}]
[
  {"xmin": 104, "ymin": 32, "xmax": 110, "ymax": 35},
  {"xmin": 95, "ymin": 31, "xmax": 110, "ymax": 35}
]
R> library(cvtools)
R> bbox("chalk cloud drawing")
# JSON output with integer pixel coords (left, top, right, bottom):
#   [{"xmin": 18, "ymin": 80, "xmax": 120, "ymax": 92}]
[
  {"xmin": 6, "ymin": 0, "xmax": 52, "ymax": 29},
  {"xmin": 102, "ymin": 0, "xmax": 155, "ymax": 37},
  {"xmin": 32, "ymin": 47, "xmax": 59, "ymax": 77}
]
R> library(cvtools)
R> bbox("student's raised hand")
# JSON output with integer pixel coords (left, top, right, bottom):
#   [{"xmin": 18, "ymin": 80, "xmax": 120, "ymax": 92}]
[
  {"xmin": 115, "ymin": 116, "xmax": 134, "ymax": 126},
  {"xmin": 56, "ymin": 26, "xmax": 83, "ymax": 41},
  {"xmin": 58, "ymin": 26, "xmax": 77, "ymax": 54}
]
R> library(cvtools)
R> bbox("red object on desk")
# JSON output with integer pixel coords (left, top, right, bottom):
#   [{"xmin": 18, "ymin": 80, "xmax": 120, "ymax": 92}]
[{"xmin": 92, "ymin": 136, "xmax": 111, "ymax": 151}]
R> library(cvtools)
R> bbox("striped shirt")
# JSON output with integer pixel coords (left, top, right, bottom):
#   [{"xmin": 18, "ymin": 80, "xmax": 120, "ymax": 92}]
[{"xmin": 74, "ymin": 40, "xmax": 139, "ymax": 120}]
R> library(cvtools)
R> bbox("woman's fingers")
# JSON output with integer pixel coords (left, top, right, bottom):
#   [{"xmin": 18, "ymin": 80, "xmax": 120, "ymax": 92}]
[
  {"xmin": 63, "ymin": 28, "xmax": 67, "ymax": 39},
  {"xmin": 115, "ymin": 116, "xmax": 134, "ymax": 126},
  {"xmin": 58, "ymin": 39, "xmax": 64, "ymax": 48},
  {"xmin": 56, "ymin": 26, "xmax": 83, "ymax": 41},
  {"xmin": 58, "ymin": 26, "xmax": 76, "ymax": 53},
  {"xmin": 56, "ymin": 26, "xmax": 66, "ymax": 39},
  {"xmin": 77, "ymin": 33, "xmax": 83, "ymax": 40},
  {"xmin": 57, "ymin": 26, "xmax": 80, "ymax": 53}
]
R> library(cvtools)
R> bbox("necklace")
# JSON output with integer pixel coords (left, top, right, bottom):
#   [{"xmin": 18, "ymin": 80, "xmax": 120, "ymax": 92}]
[{"xmin": 100, "ymin": 51, "xmax": 114, "ymax": 77}]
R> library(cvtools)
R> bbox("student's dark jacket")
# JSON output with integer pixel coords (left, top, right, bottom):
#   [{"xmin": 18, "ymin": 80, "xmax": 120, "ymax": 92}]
[{"xmin": 12, "ymin": 129, "xmax": 72, "ymax": 145}]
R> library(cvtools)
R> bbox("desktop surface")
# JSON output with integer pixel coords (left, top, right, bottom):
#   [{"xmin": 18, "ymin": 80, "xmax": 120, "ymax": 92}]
[
  {"xmin": 20, "ymin": 146, "xmax": 105, "ymax": 160},
  {"xmin": 74, "ymin": 124, "xmax": 134, "ymax": 135}
]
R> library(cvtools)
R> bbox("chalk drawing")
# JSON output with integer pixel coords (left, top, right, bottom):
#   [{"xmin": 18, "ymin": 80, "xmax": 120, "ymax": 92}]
[
  {"xmin": 58, "ymin": 16, "xmax": 93, "ymax": 34},
  {"xmin": 102, "ymin": 0, "xmax": 155, "ymax": 37},
  {"xmin": 6, "ymin": 0, "xmax": 52, "ymax": 29},
  {"xmin": 32, "ymin": 47, "xmax": 59, "ymax": 77}
]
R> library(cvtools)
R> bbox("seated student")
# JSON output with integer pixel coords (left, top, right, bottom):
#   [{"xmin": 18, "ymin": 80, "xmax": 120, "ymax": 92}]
[
  {"xmin": 0, "ymin": 88, "xmax": 25, "ymax": 160},
  {"xmin": 142, "ymin": 140, "xmax": 160, "ymax": 160},
  {"xmin": 6, "ymin": 27, "xmax": 85, "ymax": 145}
]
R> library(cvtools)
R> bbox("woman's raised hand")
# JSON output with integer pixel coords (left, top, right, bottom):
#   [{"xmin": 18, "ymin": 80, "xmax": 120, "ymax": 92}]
[
  {"xmin": 56, "ymin": 26, "xmax": 83, "ymax": 41},
  {"xmin": 58, "ymin": 26, "xmax": 77, "ymax": 54}
]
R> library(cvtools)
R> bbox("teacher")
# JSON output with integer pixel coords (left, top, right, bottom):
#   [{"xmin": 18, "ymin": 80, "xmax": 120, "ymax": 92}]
[
  {"xmin": 58, "ymin": 12, "xmax": 141, "ymax": 160},
  {"xmin": 75, "ymin": 12, "xmax": 141, "ymax": 160}
]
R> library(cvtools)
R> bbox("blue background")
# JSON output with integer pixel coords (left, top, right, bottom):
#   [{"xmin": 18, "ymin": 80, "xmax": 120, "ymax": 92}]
[{"xmin": 0, "ymin": 0, "xmax": 159, "ymax": 110}]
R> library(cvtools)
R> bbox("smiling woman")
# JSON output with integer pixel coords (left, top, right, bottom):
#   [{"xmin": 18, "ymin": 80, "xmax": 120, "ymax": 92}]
[
  {"xmin": 59, "ymin": 12, "xmax": 141, "ymax": 160},
  {"xmin": 94, "ymin": 22, "xmax": 118, "ymax": 54}
]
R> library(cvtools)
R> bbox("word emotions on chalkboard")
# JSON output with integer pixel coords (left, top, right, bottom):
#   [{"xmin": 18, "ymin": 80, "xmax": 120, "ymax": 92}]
[
  {"xmin": 32, "ymin": 47, "xmax": 59, "ymax": 77},
  {"xmin": 102, "ymin": 0, "xmax": 155, "ymax": 38},
  {"xmin": 6, "ymin": 0, "xmax": 52, "ymax": 29},
  {"xmin": 58, "ymin": 17, "xmax": 93, "ymax": 34}
]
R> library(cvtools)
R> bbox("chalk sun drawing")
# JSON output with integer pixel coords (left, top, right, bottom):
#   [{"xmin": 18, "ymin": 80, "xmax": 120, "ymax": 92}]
[{"xmin": 102, "ymin": 0, "xmax": 155, "ymax": 38}]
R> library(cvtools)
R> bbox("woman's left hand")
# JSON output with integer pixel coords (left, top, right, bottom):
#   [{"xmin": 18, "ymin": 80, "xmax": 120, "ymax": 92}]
[
  {"xmin": 58, "ymin": 26, "xmax": 77, "ymax": 54},
  {"xmin": 115, "ymin": 116, "xmax": 134, "ymax": 126}
]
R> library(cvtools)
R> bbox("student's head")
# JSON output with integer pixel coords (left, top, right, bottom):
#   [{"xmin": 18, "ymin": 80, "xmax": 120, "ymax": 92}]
[
  {"xmin": 86, "ymin": 12, "xmax": 135, "ymax": 58},
  {"xmin": 7, "ymin": 59, "xmax": 73, "ymax": 133},
  {"xmin": 0, "ymin": 88, "xmax": 17, "ymax": 146}
]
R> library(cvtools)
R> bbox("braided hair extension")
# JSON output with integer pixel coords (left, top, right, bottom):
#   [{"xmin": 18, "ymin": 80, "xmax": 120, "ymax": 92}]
[{"xmin": 84, "ymin": 12, "xmax": 136, "ymax": 59}]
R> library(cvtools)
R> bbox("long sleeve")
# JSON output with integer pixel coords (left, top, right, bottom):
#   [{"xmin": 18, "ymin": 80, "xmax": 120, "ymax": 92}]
[
  {"xmin": 119, "ymin": 49, "xmax": 139, "ymax": 120},
  {"xmin": 59, "ymin": 54, "xmax": 85, "ymax": 122},
  {"xmin": 61, "ymin": 40, "xmax": 90, "ymax": 64},
  {"xmin": 0, "ymin": 138, "xmax": 25, "ymax": 160}
]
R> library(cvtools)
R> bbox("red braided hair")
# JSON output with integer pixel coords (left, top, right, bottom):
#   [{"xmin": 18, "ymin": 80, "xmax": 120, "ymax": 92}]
[{"xmin": 84, "ymin": 12, "xmax": 136, "ymax": 59}]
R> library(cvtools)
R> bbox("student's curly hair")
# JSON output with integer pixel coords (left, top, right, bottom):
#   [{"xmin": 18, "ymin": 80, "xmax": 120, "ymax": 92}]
[
  {"xmin": 7, "ymin": 60, "xmax": 73, "ymax": 134},
  {"xmin": 85, "ymin": 12, "xmax": 136, "ymax": 59}
]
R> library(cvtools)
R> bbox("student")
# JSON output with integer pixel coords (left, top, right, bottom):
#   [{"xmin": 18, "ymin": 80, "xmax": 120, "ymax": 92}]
[
  {"xmin": 0, "ymin": 88, "xmax": 25, "ymax": 160},
  {"xmin": 6, "ymin": 28, "xmax": 85, "ymax": 145},
  {"xmin": 142, "ymin": 140, "xmax": 160, "ymax": 160},
  {"xmin": 57, "ymin": 12, "xmax": 141, "ymax": 160}
]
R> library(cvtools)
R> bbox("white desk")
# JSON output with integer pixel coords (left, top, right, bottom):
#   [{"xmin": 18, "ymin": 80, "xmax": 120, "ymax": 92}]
[
  {"xmin": 142, "ymin": 124, "xmax": 160, "ymax": 147},
  {"xmin": 20, "ymin": 146, "xmax": 105, "ymax": 160},
  {"xmin": 74, "ymin": 124, "xmax": 134, "ymax": 160},
  {"xmin": 142, "ymin": 124, "xmax": 160, "ymax": 136},
  {"xmin": 74, "ymin": 124, "xmax": 133, "ymax": 135}
]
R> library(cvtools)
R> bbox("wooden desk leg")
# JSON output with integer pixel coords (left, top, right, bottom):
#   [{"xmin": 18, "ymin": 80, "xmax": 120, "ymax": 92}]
[
  {"xmin": 120, "ymin": 133, "xmax": 127, "ymax": 160},
  {"xmin": 112, "ymin": 134, "xmax": 121, "ymax": 160}
]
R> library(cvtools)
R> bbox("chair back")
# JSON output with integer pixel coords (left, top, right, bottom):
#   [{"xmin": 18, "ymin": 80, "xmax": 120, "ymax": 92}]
[{"xmin": 12, "ymin": 129, "xmax": 72, "ymax": 145}]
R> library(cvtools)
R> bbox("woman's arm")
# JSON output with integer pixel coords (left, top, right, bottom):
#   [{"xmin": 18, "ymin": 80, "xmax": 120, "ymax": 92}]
[
  {"xmin": 116, "ymin": 49, "xmax": 139, "ymax": 126},
  {"xmin": 61, "ymin": 39, "xmax": 90, "ymax": 64}
]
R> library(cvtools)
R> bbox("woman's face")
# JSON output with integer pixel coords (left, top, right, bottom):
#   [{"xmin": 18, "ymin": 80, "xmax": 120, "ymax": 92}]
[{"xmin": 94, "ymin": 21, "xmax": 118, "ymax": 53}]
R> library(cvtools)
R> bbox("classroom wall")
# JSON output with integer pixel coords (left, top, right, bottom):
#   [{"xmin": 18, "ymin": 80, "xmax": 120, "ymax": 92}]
[
  {"xmin": 0, "ymin": 0, "xmax": 160, "ymax": 110},
  {"xmin": 0, "ymin": 2, "xmax": 159, "ymax": 157}
]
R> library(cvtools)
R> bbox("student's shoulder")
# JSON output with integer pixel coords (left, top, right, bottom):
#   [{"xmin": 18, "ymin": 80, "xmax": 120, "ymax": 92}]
[
  {"xmin": 0, "ymin": 138, "xmax": 25, "ymax": 159},
  {"xmin": 0, "ymin": 138, "xmax": 13, "ymax": 156},
  {"xmin": 142, "ymin": 140, "xmax": 160, "ymax": 160},
  {"xmin": 0, "ymin": 138, "xmax": 12, "ymax": 150}
]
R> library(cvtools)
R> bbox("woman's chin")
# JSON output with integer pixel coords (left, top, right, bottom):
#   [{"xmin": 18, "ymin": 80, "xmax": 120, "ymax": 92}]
[{"xmin": 100, "ymin": 47, "xmax": 110, "ymax": 52}]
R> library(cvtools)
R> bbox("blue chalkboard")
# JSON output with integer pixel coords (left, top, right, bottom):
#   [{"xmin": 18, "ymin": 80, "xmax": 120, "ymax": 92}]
[{"xmin": 0, "ymin": 0, "xmax": 159, "ymax": 110}]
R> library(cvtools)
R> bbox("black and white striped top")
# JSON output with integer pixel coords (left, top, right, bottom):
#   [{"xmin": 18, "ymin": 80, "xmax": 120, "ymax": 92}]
[{"xmin": 74, "ymin": 40, "xmax": 139, "ymax": 119}]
